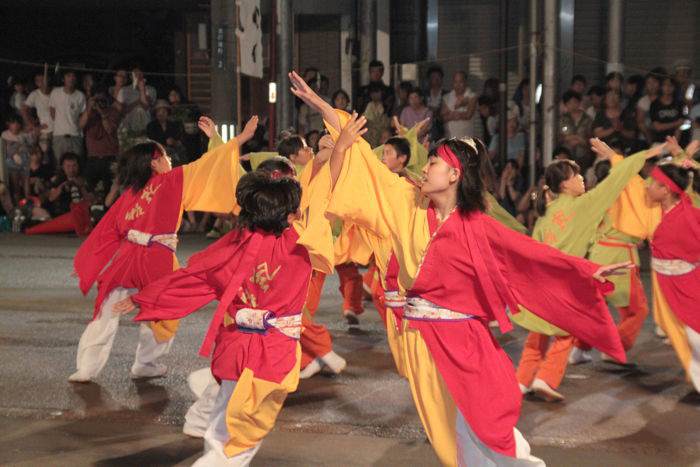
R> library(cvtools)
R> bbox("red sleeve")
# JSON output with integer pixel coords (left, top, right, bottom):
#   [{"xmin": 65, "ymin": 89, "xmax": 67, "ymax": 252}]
[
  {"xmin": 74, "ymin": 195, "xmax": 124, "ymax": 295},
  {"xmin": 483, "ymin": 216, "xmax": 625, "ymax": 363}
]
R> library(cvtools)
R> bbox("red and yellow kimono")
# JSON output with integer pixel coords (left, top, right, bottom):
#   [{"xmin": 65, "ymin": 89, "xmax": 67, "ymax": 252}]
[
  {"xmin": 325, "ymin": 110, "xmax": 623, "ymax": 466},
  {"xmin": 649, "ymin": 167, "xmax": 700, "ymax": 392},
  {"xmin": 131, "ymin": 166, "xmax": 333, "ymax": 459},
  {"xmin": 74, "ymin": 138, "xmax": 244, "ymax": 341}
]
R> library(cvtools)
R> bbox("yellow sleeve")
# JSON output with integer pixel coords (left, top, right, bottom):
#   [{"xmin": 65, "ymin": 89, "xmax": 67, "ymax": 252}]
[
  {"xmin": 325, "ymin": 110, "xmax": 420, "ymax": 241},
  {"xmin": 248, "ymin": 152, "xmax": 279, "ymax": 170},
  {"xmin": 608, "ymin": 153, "xmax": 661, "ymax": 239},
  {"xmin": 181, "ymin": 137, "xmax": 243, "ymax": 213},
  {"xmin": 294, "ymin": 162, "xmax": 335, "ymax": 274},
  {"xmin": 404, "ymin": 125, "xmax": 429, "ymax": 176},
  {"xmin": 333, "ymin": 223, "xmax": 374, "ymax": 266},
  {"xmin": 208, "ymin": 132, "xmax": 225, "ymax": 151}
]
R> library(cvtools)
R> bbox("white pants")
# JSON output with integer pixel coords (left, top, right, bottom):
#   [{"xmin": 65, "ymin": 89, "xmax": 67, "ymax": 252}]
[
  {"xmin": 72, "ymin": 288, "xmax": 173, "ymax": 380},
  {"xmin": 686, "ymin": 326, "xmax": 700, "ymax": 392},
  {"xmin": 192, "ymin": 380, "xmax": 262, "ymax": 467},
  {"xmin": 183, "ymin": 367, "xmax": 220, "ymax": 437},
  {"xmin": 456, "ymin": 412, "xmax": 545, "ymax": 467}
]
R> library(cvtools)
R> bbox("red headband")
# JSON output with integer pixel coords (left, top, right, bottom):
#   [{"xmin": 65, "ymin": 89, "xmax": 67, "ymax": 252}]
[
  {"xmin": 436, "ymin": 144, "xmax": 461, "ymax": 170},
  {"xmin": 651, "ymin": 166, "xmax": 690, "ymax": 203},
  {"xmin": 151, "ymin": 148, "xmax": 162, "ymax": 160}
]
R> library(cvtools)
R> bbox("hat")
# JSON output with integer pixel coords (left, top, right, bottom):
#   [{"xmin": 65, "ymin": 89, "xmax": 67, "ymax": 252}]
[
  {"xmin": 153, "ymin": 99, "xmax": 171, "ymax": 112},
  {"xmin": 673, "ymin": 59, "xmax": 692, "ymax": 71}
]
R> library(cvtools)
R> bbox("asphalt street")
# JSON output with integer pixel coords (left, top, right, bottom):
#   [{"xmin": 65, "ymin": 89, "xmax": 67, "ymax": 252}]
[{"xmin": 0, "ymin": 233, "xmax": 698, "ymax": 466}]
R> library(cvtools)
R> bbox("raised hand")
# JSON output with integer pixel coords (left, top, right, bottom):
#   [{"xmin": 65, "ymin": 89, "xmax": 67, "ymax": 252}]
[
  {"xmin": 239, "ymin": 115, "xmax": 259, "ymax": 145},
  {"xmin": 391, "ymin": 116, "xmax": 407, "ymax": 135},
  {"xmin": 318, "ymin": 134, "xmax": 335, "ymax": 151},
  {"xmin": 335, "ymin": 112, "xmax": 368, "ymax": 154},
  {"xmin": 289, "ymin": 70, "xmax": 321, "ymax": 109},
  {"xmin": 113, "ymin": 296, "xmax": 137, "ymax": 315},
  {"xmin": 645, "ymin": 142, "xmax": 668, "ymax": 160},
  {"xmin": 589, "ymin": 137, "xmax": 617, "ymax": 161},
  {"xmin": 414, "ymin": 117, "xmax": 431, "ymax": 136},
  {"xmin": 198, "ymin": 116, "xmax": 217, "ymax": 138},
  {"xmin": 665, "ymin": 135, "xmax": 683, "ymax": 157},
  {"xmin": 592, "ymin": 261, "xmax": 634, "ymax": 283},
  {"xmin": 684, "ymin": 139, "xmax": 700, "ymax": 159}
]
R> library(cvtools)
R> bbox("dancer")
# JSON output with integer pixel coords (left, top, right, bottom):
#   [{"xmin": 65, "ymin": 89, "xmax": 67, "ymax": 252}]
[
  {"xmin": 290, "ymin": 70, "xmax": 629, "ymax": 466},
  {"xmin": 68, "ymin": 116, "xmax": 257, "ymax": 382},
  {"xmin": 115, "ymin": 160, "xmax": 334, "ymax": 465},
  {"xmin": 646, "ymin": 161, "xmax": 700, "ymax": 393},
  {"xmin": 515, "ymin": 139, "xmax": 666, "ymax": 401}
]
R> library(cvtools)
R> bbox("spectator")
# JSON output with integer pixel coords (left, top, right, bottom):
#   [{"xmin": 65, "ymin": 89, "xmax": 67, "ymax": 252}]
[
  {"xmin": 45, "ymin": 152, "xmax": 90, "ymax": 218},
  {"xmin": 27, "ymin": 145, "xmax": 52, "ymax": 199},
  {"xmin": 593, "ymin": 89, "xmax": 623, "ymax": 147},
  {"xmin": 356, "ymin": 60, "xmax": 395, "ymax": 114},
  {"xmin": 618, "ymin": 117, "xmax": 648, "ymax": 156},
  {"xmin": 393, "ymin": 81, "xmax": 413, "ymax": 117},
  {"xmin": 570, "ymin": 74, "xmax": 588, "ymax": 95},
  {"xmin": 424, "ymin": 65, "xmax": 446, "ymax": 115},
  {"xmin": 605, "ymin": 71, "xmax": 624, "ymax": 94},
  {"xmin": 559, "ymin": 90, "xmax": 592, "ymax": 163},
  {"xmin": 553, "ymin": 145, "xmax": 573, "ymax": 161},
  {"xmin": 381, "ymin": 137, "xmax": 411, "ymax": 175},
  {"xmin": 585, "ymin": 85, "xmax": 605, "ymax": 120},
  {"xmin": 79, "ymin": 89, "xmax": 121, "ymax": 193},
  {"xmin": 672, "ymin": 60, "xmax": 695, "ymax": 106},
  {"xmin": 623, "ymin": 75, "xmax": 644, "ymax": 112},
  {"xmin": 115, "ymin": 66, "xmax": 156, "ymax": 150},
  {"xmin": 1, "ymin": 114, "xmax": 31, "ymax": 202},
  {"xmin": 22, "ymin": 72, "xmax": 53, "ymax": 141},
  {"xmin": 82, "ymin": 73, "xmax": 95, "ymax": 99},
  {"xmin": 489, "ymin": 104, "xmax": 525, "ymax": 163},
  {"xmin": 166, "ymin": 85, "xmax": 202, "ymax": 162},
  {"xmin": 147, "ymin": 99, "xmax": 186, "ymax": 166},
  {"xmin": 636, "ymin": 73, "xmax": 660, "ymax": 143},
  {"xmin": 362, "ymin": 82, "xmax": 391, "ymax": 147},
  {"xmin": 649, "ymin": 77, "xmax": 684, "ymax": 143},
  {"xmin": 9, "ymin": 79, "xmax": 27, "ymax": 113},
  {"xmin": 399, "ymin": 87, "xmax": 431, "ymax": 131},
  {"xmin": 305, "ymin": 129, "xmax": 321, "ymax": 153},
  {"xmin": 332, "ymin": 89, "xmax": 351, "ymax": 111},
  {"xmin": 482, "ymin": 77, "xmax": 500, "ymax": 102},
  {"xmin": 49, "ymin": 70, "xmax": 86, "ymax": 161},
  {"xmin": 476, "ymin": 95, "xmax": 497, "ymax": 146},
  {"xmin": 441, "ymin": 71, "xmax": 477, "ymax": 139},
  {"xmin": 513, "ymin": 79, "xmax": 532, "ymax": 130},
  {"xmin": 497, "ymin": 159, "xmax": 527, "ymax": 216},
  {"xmin": 109, "ymin": 69, "xmax": 128, "ymax": 104}
]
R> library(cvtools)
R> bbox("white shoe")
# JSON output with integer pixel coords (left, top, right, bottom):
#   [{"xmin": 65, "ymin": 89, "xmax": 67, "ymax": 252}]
[
  {"xmin": 187, "ymin": 368, "xmax": 215, "ymax": 397},
  {"xmin": 519, "ymin": 383, "xmax": 531, "ymax": 395},
  {"xmin": 299, "ymin": 358, "xmax": 323, "ymax": 379},
  {"xmin": 206, "ymin": 228, "xmax": 221, "ymax": 239},
  {"xmin": 343, "ymin": 309, "xmax": 360, "ymax": 325},
  {"xmin": 655, "ymin": 325, "xmax": 667, "ymax": 338},
  {"xmin": 568, "ymin": 347, "xmax": 593, "ymax": 365},
  {"xmin": 68, "ymin": 371, "xmax": 93, "ymax": 383},
  {"xmin": 531, "ymin": 378, "xmax": 564, "ymax": 402},
  {"xmin": 182, "ymin": 423, "xmax": 206, "ymax": 438},
  {"xmin": 130, "ymin": 363, "xmax": 168, "ymax": 379},
  {"xmin": 320, "ymin": 351, "xmax": 347, "ymax": 374}
]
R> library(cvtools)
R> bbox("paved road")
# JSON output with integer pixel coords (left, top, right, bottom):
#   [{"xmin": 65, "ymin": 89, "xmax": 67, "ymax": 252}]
[{"xmin": 0, "ymin": 233, "xmax": 698, "ymax": 466}]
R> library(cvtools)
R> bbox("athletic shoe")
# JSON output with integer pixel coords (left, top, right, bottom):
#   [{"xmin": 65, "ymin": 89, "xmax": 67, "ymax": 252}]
[
  {"xmin": 343, "ymin": 309, "xmax": 360, "ymax": 325},
  {"xmin": 299, "ymin": 358, "xmax": 323, "ymax": 379},
  {"xmin": 182, "ymin": 424, "xmax": 206, "ymax": 438},
  {"xmin": 68, "ymin": 371, "xmax": 92, "ymax": 383},
  {"xmin": 568, "ymin": 347, "xmax": 593, "ymax": 365},
  {"xmin": 654, "ymin": 325, "xmax": 667, "ymax": 338},
  {"xmin": 531, "ymin": 378, "xmax": 565, "ymax": 402},
  {"xmin": 519, "ymin": 383, "xmax": 531, "ymax": 395},
  {"xmin": 320, "ymin": 351, "xmax": 347, "ymax": 374},
  {"xmin": 130, "ymin": 363, "xmax": 168, "ymax": 379}
]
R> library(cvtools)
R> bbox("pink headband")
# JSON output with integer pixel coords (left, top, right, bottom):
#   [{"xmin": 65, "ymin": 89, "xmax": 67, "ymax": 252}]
[{"xmin": 436, "ymin": 144, "xmax": 461, "ymax": 170}]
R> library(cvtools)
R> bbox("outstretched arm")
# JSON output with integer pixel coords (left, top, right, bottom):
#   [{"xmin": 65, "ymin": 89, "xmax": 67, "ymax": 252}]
[
  {"xmin": 289, "ymin": 71, "xmax": 341, "ymax": 132},
  {"xmin": 329, "ymin": 112, "xmax": 368, "ymax": 189}
]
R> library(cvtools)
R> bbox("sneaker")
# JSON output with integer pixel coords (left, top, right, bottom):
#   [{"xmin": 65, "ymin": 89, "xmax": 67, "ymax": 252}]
[
  {"xmin": 519, "ymin": 383, "xmax": 531, "ymax": 395},
  {"xmin": 655, "ymin": 325, "xmax": 667, "ymax": 338},
  {"xmin": 130, "ymin": 363, "xmax": 168, "ymax": 379},
  {"xmin": 182, "ymin": 423, "xmax": 206, "ymax": 438},
  {"xmin": 343, "ymin": 309, "xmax": 360, "ymax": 325},
  {"xmin": 568, "ymin": 347, "xmax": 593, "ymax": 365},
  {"xmin": 531, "ymin": 378, "xmax": 564, "ymax": 402},
  {"xmin": 206, "ymin": 228, "xmax": 221, "ymax": 239},
  {"xmin": 68, "ymin": 371, "xmax": 92, "ymax": 383},
  {"xmin": 320, "ymin": 351, "xmax": 347, "ymax": 374},
  {"xmin": 299, "ymin": 358, "xmax": 323, "ymax": 379}
]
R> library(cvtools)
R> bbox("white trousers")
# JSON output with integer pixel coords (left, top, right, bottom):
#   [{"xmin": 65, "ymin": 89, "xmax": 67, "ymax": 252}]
[
  {"xmin": 686, "ymin": 326, "xmax": 700, "ymax": 392},
  {"xmin": 456, "ymin": 412, "xmax": 545, "ymax": 467},
  {"xmin": 192, "ymin": 380, "xmax": 262, "ymax": 467},
  {"xmin": 183, "ymin": 367, "xmax": 220, "ymax": 437},
  {"xmin": 72, "ymin": 287, "xmax": 173, "ymax": 380}
]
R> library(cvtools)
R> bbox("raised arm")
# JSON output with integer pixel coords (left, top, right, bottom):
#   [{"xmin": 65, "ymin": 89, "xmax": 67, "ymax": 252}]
[{"xmin": 289, "ymin": 70, "xmax": 340, "ymax": 132}]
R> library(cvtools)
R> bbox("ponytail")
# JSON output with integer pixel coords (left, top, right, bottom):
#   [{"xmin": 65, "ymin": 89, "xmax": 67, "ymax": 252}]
[{"xmin": 536, "ymin": 159, "xmax": 580, "ymax": 217}]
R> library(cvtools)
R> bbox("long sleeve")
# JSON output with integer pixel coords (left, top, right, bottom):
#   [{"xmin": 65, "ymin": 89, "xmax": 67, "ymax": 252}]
[
  {"xmin": 181, "ymin": 137, "xmax": 242, "ymax": 213},
  {"xmin": 574, "ymin": 150, "xmax": 648, "ymax": 228},
  {"xmin": 485, "ymin": 192, "xmax": 528, "ymax": 235},
  {"xmin": 404, "ymin": 125, "xmax": 429, "ymax": 176},
  {"xmin": 207, "ymin": 132, "xmax": 225, "ymax": 151}
]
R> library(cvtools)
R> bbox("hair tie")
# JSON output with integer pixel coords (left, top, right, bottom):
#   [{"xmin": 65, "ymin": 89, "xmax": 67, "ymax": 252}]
[
  {"xmin": 269, "ymin": 169, "xmax": 283, "ymax": 180},
  {"xmin": 542, "ymin": 184, "xmax": 550, "ymax": 191}
]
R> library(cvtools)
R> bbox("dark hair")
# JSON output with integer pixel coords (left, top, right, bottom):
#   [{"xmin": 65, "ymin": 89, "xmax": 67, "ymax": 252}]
[
  {"xmin": 399, "ymin": 81, "xmax": 413, "ymax": 93},
  {"xmin": 593, "ymin": 160, "xmax": 611, "ymax": 184},
  {"xmin": 408, "ymin": 87, "xmax": 424, "ymax": 99},
  {"xmin": 5, "ymin": 114, "xmax": 22, "ymax": 125},
  {"xmin": 478, "ymin": 95, "xmax": 494, "ymax": 107},
  {"xmin": 235, "ymin": 171, "xmax": 301, "ymax": 236},
  {"xmin": 257, "ymin": 156, "xmax": 296, "ymax": 177},
  {"xmin": 571, "ymin": 74, "xmax": 587, "ymax": 85},
  {"xmin": 332, "ymin": 89, "xmax": 350, "ymax": 104},
  {"xmin": 658, "ymin": 164, "xmax": 695, "ymax": 194},
  {"xmin": 535, "ymin": 160, "xmax": 580, "ymax": 216},
  {"xmin": 553, "ymin": 145, "xmax": 573, "ymax": 160},
  {"xmin": 369, "ymin": 60, "xmax": 384, "ymax": 69},
  {"xmin": 430, "ymin": 138, "xmax": 490, "ymax": 213},
  {"xmin": 562, "ymin": 90, "xmax": 582, "ymax": 103},
  {"xmin": 605, "ymin": 71, "xmax": 624, "ymax": 85},
  {"xmin": 367, "ymin": 81, "xmax": 385, "ymax": 95},
  {"xmin": 427, "ymin": 65, "xmax": 444, "ymax": 78},
  {"xmin": 277, "ymin": 135, "xmax": 305, "ymax": 159},
  {"xmin": 385, "ymin": 137, "xmax": 411, "ymax": 167},
  {"xmin": 118, "ymin": 140, "xmax": 165, "ymax": 192},
  {"xmin": 587, "ymin": 85, "xmax": 606, "ymax": 97},
  {"xmin": 60, "ymin": 152, "xmax": 80, "ymax": 167}
]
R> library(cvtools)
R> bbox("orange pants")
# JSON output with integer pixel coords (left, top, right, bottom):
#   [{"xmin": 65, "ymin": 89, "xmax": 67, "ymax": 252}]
[
  {"xmin": 516, "ymin": 334, "xmax": 575, "ymax": 389},
  {"xmin": 300, "ymin": 271, "xmax": 333, "ymax": 368},
  {"xmin": 362, "ymin": 264, "xmax": 376, "ymax": 295},
  {"xmin": 577, "ymin": 271, "xmax": 648, "ymax": 352},
  {"xmin": 335, "ymin": 263, "xmax": 364, "ymax": 315}
]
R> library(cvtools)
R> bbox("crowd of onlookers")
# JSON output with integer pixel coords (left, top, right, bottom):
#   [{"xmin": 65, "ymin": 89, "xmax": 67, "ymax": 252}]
[
  {"xmin": 1, "ymin": 65, "xmax": 206, "ymax": 232},
  {"xmin": 2, "ymin": 59, "xmax": 699, "ymax": 235}
]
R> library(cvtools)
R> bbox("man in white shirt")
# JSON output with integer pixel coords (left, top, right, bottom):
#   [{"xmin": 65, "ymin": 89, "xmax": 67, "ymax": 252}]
[
  {"xmin": 441, "ymin": 71, "xmax": 477, "ymax": 139},
  {"xmin": 49, "ymin": 70, "xmax": 86, "ymax": 161},
  {"xmin": 22, "ymin": 72, "xmax": 54, "ymax": 138}
]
